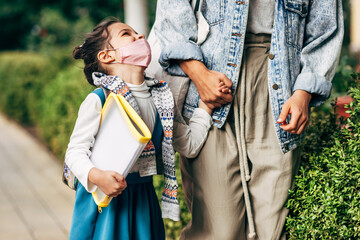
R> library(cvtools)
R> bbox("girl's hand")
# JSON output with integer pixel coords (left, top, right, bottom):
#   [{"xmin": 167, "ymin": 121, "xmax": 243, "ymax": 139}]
[
  {"xmin": 198, "ymin": 78, "xmax": 232, "ymax": 113},
  {"xmin": 88, "ymin": 168, "xmax": 127, "ymax": 197},
  {"xmin": 218, "ymin": 81, "xmax": 232, "ymax": 94},
  {"xmin": 179, "ymin": 60, "xmax": 233, "ymax": 109}
]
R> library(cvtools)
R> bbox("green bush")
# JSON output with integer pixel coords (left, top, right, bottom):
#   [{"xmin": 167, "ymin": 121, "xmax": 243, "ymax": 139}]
[
  {"xmin": 0, "ymin": 51, "xmax": 92, "ymax": 158},
  {"xmin": 26, "ymin": 8, "xmax": 95, "ymax": 55},
  {"xmin": 0, "ymin": 52, "xmax": 54, "ymax": 124},
  {"xmin": 286, "ymin": 73, "xmax": 360, "ymax": 239},
  {"xmin": 154, "ymin": 153, "xmax": 191, "ymax": 239},
  {"xmin": 39, "ymin": 65, "xmax": 93, "ymax": 158}
]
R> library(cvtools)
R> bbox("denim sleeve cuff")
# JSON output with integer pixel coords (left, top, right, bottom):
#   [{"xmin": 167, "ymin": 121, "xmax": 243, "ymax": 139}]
[
  {"xmin": 159, "ymin": 41, "xmax": 204, "ymax": 77},
  {"xmin": 293, "ymin": 72, "xmax": 332, "ymax": 107}
]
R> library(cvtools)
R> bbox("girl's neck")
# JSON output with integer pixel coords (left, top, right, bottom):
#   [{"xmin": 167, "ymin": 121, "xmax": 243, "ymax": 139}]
[{"xmin": 110, "ymin": 65, "xmax": 145, "ymax": 85}]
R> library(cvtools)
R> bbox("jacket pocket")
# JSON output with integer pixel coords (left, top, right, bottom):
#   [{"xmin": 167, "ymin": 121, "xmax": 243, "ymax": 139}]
[
  {"xmin": 283, "ymin": 0, "xmax": 310, "ymax": 51},
  {"xmin": 201, "ymin": 0, "xmax": 225, "ymax": 26}
]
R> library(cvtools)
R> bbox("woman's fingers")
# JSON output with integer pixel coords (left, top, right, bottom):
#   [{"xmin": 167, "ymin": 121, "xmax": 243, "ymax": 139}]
[
  {"xmin": 280, "ymin": 113, "xmax": 309, "ymax": 134},
  {"xmin": 278, "ymin": 90, "xmax": 311, "ymax": 134}
]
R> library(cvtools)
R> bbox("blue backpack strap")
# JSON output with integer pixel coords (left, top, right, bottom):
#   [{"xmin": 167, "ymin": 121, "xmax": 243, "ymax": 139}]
[
  {"xmin": 151, "ymin": 111, "xmax": 163, "ymax": 157},
  {"xmin": 92, "ymin": 88, "xmax": 106, "ymax": 107}
]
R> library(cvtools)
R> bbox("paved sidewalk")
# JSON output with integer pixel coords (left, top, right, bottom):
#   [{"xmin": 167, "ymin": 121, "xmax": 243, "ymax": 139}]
[{"xmin": 0, "ymin": 114, "xmax": 74, "ymax": 240}]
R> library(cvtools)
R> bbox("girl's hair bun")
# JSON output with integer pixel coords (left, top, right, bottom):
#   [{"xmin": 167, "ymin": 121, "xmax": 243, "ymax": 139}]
[
  {"xmin": 73, "ymin": 45, "xmax": 84, "ymax": 59},
  {"xmin": 73, "ymin": 17, "xmax": 121, "ymax": 85}
]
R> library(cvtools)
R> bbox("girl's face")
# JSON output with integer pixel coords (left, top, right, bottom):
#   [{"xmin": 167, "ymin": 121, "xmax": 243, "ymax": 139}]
[
  {"xmin": 107, "ymin": 23, "xmax": 145, "ymax": 53},
  {"xmin": 98, "ymin": 22, "xmax": 149, "ymax": 77}
]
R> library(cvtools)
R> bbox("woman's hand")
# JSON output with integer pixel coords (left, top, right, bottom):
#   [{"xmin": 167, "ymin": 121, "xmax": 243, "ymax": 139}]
[
  {"xmin": 277, "ymin": 90, "xmax": 312, "ymax": 135},
  {"xmin": 179, "ymin": 60, "xmax": 233, "ymax": 109},
  {"xmin": 88, "ymin": 168, "xmax": 127, "ymax": 197},
  {"xmin": 198, "ymin": 81, "xmax": 231, "ymax": 114}
]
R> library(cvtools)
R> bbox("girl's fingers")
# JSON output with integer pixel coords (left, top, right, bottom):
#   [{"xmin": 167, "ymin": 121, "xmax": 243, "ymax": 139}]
[
  {"xmin": 113, "ymin": 173, "xmax": 124, "ymax": 182},
  {"xmin": 218, "ymin": 86, "xmax": 232, "ymax": 94},
  {"xmin": 219, "ymin": 74, "xmax": 233, "ymax": 88},
  {"xmin": 219, "ymin": 81, "xmax": 232, "ymax": 93},
  {"xmin": 223, "ymin": 88, "xmax": 231, "ymax": 94}
]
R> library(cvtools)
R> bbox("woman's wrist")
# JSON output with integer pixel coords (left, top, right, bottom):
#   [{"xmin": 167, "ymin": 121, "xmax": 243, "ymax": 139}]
[
  {"xmin": 293, "ymin": 90, "xmax": 312, "ymax": 104},
  {"xmin": 179, "ymin": 60, "xmax": 208, "ymax": 84}
]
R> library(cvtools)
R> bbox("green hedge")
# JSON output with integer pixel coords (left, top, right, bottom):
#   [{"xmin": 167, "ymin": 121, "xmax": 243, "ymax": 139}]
[
  {"xmin": 286, "ymin": 73, "xmax": 360, "ymax": 239},
  {"xmin": 39, "ymin": 66, "xmax": 93, "ymax": 157},
  {"xmin": 0, "ymin": 51, "xmax": 93, "ymax": 157},
  {"xmin": 0, "ymin": 52, "xmax": 53, "ymax": 124},
  {"xmin": 0, "ymin": 51, "xmax": 359, "ymax": 239}
]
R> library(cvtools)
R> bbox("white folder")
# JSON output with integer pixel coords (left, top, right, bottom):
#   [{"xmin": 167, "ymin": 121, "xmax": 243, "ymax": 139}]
[{"xmin": 90, "ymin": 92, "xmax": 151, "ymax": 210}]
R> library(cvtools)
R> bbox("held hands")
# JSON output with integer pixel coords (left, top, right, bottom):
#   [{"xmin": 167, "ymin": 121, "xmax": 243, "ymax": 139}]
[
  {"xmin": 88, "ymin": 168, "xmax": 127, "ymax": 197},
  {"xmin": 277, "ymin": 90, "xmax": 312, "ymax": 135},
  {"xmin": 198, "ymin": 81, "xmax": 232, "ymax": 114},
  {"xmin": 179, "ymin": 60, "xmax": 233, "ymax": 109}
]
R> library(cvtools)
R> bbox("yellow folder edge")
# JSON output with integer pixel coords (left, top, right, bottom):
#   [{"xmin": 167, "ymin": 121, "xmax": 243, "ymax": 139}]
[
  {"xmin": 92, "ymin": 92, "xmax": 152, "ymax": 210},
  {"xmin": 101, "ymin": 92, "xmax": 152, "ymax": 143}
]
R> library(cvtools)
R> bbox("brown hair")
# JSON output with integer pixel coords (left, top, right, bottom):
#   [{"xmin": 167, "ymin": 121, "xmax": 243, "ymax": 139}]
[{"xmin": 73, "ymin": 17, "xmax": 120, "ymax": 85}]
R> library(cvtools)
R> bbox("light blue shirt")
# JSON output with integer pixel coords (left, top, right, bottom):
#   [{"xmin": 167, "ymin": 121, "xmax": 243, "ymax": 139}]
[{"xmin": 153, "ymin": 0, "xmax": 344, "ymax": 153}]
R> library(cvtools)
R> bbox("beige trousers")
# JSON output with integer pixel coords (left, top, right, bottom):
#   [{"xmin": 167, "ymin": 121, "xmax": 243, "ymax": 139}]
[{"xmin": 180, "ymin": 34, "xmax": 301, "ymax": 240}]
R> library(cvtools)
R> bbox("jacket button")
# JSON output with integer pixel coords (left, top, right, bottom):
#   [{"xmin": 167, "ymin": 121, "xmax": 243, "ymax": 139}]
[
  {"xmin": 269, "ymin": 53, "xmax": 275, "ymax": 60},
  {"xmin": 232, "ymin": 33, "xmax": 242, "ymax": 37},
  {"xmin": 272, "ymin": 84, "xmax": 279, "ymax": 90},
  {"xmin": 301, "ymin": 3, "xmax": 307, "ymax": 15}
]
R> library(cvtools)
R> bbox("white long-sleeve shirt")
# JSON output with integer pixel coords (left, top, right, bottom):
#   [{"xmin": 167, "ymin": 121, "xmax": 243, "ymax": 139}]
[{"xmin": 65, "ymin": 86, "xmax": 212, "ymax": 192}]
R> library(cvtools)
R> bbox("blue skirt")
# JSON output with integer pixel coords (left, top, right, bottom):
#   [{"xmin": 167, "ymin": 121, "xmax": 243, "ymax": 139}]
[{"xmin": 69, "ymin": 173, "xmax": 165, "ymax": 240}]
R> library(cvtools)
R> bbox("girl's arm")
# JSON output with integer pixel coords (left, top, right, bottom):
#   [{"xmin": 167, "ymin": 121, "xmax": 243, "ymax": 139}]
[
  {"xmin": 172, "ymin": 83, "xmax": 230, "ymax": 158},
  {"xmin": 65, "ymin": 93, "xmax": 101, "ymax": 192},
  {"xmin": 173, "ymin": 100, "xmax": 213, "ymax": 158}
]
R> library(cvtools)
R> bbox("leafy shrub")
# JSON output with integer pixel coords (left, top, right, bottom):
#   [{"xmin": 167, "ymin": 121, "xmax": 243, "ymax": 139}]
[
  {"xmin": 39, "ymin": 65, "xmax": 93, "ymax": 158},
  {"xmin": 286, "ymin": 73, "xmax": 360, "ymax": 239},
  {"xmin": 0, "ymin": 51, "xmax": 92, "ymax": 159},
  {"xmin": 26, "ymin": 8, "xmax": 95, "ymax": 55},
  {"xmin": 154, "ymin": 153, "xmax": 191, "ymax": 239},
  {"xmin": 0, "ymin": 52, "xmax": 54, "ymax": 124}
]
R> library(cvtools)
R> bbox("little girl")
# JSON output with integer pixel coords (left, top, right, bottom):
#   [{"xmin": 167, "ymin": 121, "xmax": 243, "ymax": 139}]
[{"xmin": 65, "ymin": 18, "xmax": 228, "ymax": 240}]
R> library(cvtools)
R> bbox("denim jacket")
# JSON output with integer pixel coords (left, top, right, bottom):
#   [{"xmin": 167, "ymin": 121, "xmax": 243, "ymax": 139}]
[{"xmin": 153, "ymin": 0, "xmax": 344, "ymax": 153}]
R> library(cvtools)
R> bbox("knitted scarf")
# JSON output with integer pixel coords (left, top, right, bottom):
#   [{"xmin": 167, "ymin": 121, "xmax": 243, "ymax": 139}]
[{"xmin": 92, "ymin": 72, "xmax": 180, "ymax": 221}]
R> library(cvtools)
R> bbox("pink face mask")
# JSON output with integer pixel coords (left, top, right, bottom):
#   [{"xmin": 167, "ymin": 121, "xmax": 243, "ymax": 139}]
[{"xmin": 110, "ymin": 39, "xmax": 152, "ymax": 68}]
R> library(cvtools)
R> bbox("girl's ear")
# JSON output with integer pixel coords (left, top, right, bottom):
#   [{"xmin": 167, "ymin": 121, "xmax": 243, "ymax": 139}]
[{"xmin": 97, "ymin": 50, "xmax": 115, "ymax": 64}]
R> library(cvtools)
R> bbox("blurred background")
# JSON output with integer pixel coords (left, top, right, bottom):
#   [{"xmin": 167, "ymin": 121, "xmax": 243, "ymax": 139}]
[{"xmin": 0, "ymin": 0, "xmax": 359, "ymax": 239}]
